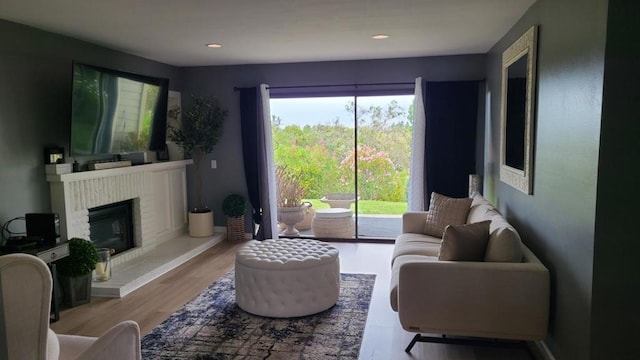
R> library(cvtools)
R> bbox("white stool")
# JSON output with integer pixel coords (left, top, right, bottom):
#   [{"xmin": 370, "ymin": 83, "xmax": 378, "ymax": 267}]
[
  {"xmin": 235, "ymin": 238, "xmax": 340, "ymax": 317},
  {"xmin": 312, "ymin": 208, "xmax": 355, "ymax": 238}
]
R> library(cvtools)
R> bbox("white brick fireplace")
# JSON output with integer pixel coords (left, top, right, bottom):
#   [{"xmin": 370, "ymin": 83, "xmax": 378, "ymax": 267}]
[{"xmin": 47, "ymin": 160, "xmax": 224, "ymax": 297}]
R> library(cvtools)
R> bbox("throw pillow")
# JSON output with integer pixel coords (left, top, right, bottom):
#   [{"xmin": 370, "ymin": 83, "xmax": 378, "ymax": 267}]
[
  {"xmin": 423, "ymin": 192, "xmax": 473, "ymax": 237},
  {"xmin": 438, "ymin": 220, "xmax": 491, "ymax": 261},
  {"xmin": 484, "ymin": 215, "xmax": 524, "ymax": 262}
]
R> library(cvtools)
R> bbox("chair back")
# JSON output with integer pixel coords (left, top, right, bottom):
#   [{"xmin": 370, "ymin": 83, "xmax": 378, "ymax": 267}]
[{"xmin": 0, "ymin": 254, "xmax": 52, "ymax": 360}]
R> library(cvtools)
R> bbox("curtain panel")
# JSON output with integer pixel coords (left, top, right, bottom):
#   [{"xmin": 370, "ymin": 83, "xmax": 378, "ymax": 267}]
[
  {"xmin": 239, "ymin": 88, "xmax": 261, "ymax": 236},
  {"xmin": 424, "ymin": 81, "xmax": 481, "ymax": 198},
  {"xmin": 407, "ymin": 77, "xmax": 427, "ymax": 211},
  {"xmin": 239, "ymin": 86, "xmax": 278, "ymax": 240}
]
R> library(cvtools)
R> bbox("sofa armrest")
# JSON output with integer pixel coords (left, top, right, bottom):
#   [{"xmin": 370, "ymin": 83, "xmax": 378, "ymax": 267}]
[
  {"xmin": 395, "ymin": 255, "xmax": 549, "ymax": 340},
  {"xmin": 402, "ymin": 212, "xmax": 429, "ymax": 234}
]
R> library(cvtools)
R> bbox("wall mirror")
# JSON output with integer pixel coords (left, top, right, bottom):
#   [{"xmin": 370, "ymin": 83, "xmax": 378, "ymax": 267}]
[{"xmin": 500, "ymin": 25, "xmax": 538, "ymax": 194}]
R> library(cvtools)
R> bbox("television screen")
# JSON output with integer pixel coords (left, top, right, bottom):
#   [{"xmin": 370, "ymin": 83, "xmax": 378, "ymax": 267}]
[{"xmin": 70, "ymin": 63, "xmax": 169, "ymax": 156}]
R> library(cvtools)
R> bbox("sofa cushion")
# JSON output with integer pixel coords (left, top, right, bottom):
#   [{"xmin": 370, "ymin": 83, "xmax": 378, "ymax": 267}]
[
  {"xmin": 392, "ymin": 233, "xmax": 441, "ymax": 266},
  {"xmin": 485, "ymin": 216, "xmax": 524, "ymax": 262},
  {"xmin": 438, "ymin": 220, "xmax": 491, "ymax": 261},
  {"xmin": 423, "ymin": 192, "xmax": 472, "ymax": 237}
]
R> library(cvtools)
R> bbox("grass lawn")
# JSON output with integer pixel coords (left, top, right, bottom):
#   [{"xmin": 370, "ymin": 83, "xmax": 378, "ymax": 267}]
[{"xmin": 302, "ymin": 199, "xmax": 407, "ymax": 215}]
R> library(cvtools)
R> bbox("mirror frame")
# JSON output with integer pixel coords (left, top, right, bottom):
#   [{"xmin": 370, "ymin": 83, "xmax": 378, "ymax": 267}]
[{"xmin": 499, "ymin": 25, "xmax": 538, "ymax": 195}]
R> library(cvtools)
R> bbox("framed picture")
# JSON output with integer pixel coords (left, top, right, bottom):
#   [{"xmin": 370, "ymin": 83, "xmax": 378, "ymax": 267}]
[{"xmin": 44, "ymin": 147, "xmax": 65, "ymax": 164}]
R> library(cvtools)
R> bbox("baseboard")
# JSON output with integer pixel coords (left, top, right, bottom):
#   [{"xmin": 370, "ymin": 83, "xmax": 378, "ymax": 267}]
[{"xmin": 528, "ymin": 340, "xmax": 556, "ymax": 360}]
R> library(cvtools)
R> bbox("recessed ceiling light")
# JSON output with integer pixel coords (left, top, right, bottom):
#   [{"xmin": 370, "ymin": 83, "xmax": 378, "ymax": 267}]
[
  {"xmin": 371, "ymin": 34, "xmax": 390, "ymax": 40},
  {"xmin": 206, "ymin": 43, "xmax": 222, "ymax": 48}
]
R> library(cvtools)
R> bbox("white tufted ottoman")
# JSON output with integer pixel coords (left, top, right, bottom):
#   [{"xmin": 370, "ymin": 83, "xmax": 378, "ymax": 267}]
[{"xmin": 235, "ymin": 238, "xmax": 340, "ymax": 318}]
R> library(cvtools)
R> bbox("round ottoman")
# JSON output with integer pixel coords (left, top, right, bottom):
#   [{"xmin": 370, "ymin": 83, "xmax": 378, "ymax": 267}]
[
  {"xmin": 312, "ymin": 208, "xmax": 355, "ymax": 238},
  {"xmin": 235, "ymin": 238, "xmax": 340, "ymax": 317}
]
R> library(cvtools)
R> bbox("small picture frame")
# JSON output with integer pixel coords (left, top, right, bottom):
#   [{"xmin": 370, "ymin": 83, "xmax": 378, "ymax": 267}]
[
  {"xmin": 44, "ymin": 147, "xmax": 65, "ymax": 164},
  {"xmin": 157, "ymin": 144, "xmax": 169, "ymax": 161}
]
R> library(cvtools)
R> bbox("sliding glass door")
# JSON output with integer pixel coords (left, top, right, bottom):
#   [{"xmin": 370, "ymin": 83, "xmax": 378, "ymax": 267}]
[{"xmin": 271, "ymin": 94, "xmax": 413, "ymax": 240}]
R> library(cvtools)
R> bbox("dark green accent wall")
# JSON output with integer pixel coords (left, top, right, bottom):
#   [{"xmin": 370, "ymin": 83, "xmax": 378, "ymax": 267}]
[
  {"xmin": 485, "ymin": 0, "xmax": 640, "ymax": 359},
  {"xmin": 591, "ymin": 0, "xmax": 640, "ymax": 358},
  {"xmin": 0, "ymin": 20, "xmax": 181, "ymax": 229}
]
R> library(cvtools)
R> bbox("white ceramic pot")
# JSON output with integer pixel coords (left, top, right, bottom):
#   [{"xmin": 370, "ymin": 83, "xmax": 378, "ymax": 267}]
[
  {"xmin": 277, "ymin": 206, "xmax": 305, "ymax": 236},
  {"xmin": 188, "ymin": 210, "xmax": 214, "ymax": 237}
]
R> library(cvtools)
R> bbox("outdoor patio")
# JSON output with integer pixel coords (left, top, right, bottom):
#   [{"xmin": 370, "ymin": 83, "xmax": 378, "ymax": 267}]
[{"xmin": 295, "ymin": 214, "xmax": 401, "ymax": 240}]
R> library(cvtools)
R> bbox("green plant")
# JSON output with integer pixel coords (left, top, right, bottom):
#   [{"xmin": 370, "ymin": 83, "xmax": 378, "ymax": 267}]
[
  {"xmin": 222, "ymin": 194, "xmax": 247, "ymax": 218},
  {"xmin": 168, "ymin": 95, "xmax": 227, "ymax": 211},
  {"xmin": 57, "ymin": 238, "xmax": 99, "ymax": 277}
]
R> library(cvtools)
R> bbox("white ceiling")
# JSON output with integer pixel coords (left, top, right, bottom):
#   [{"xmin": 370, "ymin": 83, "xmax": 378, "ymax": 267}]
[{"xmin": 0, "ymin": 0, "xmax": 535, "ymax": 67}]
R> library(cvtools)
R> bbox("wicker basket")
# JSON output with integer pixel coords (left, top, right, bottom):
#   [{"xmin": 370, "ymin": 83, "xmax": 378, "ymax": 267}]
[{"xmin": 226, "ymin": 215, "xmax": 245, "ymax": 242}]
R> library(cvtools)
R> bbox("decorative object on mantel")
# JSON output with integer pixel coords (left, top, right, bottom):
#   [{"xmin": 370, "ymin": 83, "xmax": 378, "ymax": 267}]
[
  {"xmin": 222, "ymin": 194, "xmax": 246, "ymax": 242},
  {"xmin": 44, "ymin": 146, "xmax": 65, "ymax": 164},
  {"xmin": 168, "ymin": 94, "xmax": 227, "ymax": 237},
  {"xmin": 87, "ymin": 159, "xmax": 132, "ymax": 171},
  {"xmin": 276, "ymin": 166, "xmax": 307, "ymax": 236},
  {"xmin": 499, "ymin": 25, "xmax": 538, "ymax": 195},
  {"xmin": 56, "ymin": 237, "xmax": 99, "ymax": 307}
]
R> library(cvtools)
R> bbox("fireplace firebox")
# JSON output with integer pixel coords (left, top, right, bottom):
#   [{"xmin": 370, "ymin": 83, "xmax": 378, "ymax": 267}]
[{"xmin": 88, "ymin": 200, "xmax": 134, "ymax": 255}]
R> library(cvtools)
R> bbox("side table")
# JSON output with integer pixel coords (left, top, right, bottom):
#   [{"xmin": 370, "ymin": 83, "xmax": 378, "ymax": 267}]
[{"xmin": 0, "ymin": 241, "xmax": 69, "ymax": 322}]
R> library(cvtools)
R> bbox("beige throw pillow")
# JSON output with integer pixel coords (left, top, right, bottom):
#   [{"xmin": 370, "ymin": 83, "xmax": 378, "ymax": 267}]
[
  {"xmin": 423, "ymin": 192, "xmax": 473, "ymax": 237},
  {"xmin": 438, "ymin": 220, "xmax": 491, "ymax": 261}
]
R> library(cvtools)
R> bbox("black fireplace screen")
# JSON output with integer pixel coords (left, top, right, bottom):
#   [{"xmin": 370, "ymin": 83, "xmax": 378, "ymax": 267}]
[{"xmin": 88, "ymin": 199, "xmax": 134, "ymax": 255}]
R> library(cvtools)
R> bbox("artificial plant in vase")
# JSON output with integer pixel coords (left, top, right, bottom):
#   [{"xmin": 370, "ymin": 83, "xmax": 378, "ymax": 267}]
[
  {"xmin": 222, "ymin": 193, "xmax": 247, "ymax": 242},
  {"xmin": 56, "ymin": 237, "xmax": 99, "ymax": 307},
  {"xmin": 276, "ymin": 166, "xmax": 308, "ymax": 236},
  {"xmin": 168, "ymin": 94, "xmax": 227, "ymax": 237}
]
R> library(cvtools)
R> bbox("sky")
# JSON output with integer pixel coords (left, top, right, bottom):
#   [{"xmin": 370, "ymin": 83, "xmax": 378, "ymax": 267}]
[{"xmin": 270, "ymin": 95, "xmax": 414, "ymax": 128}]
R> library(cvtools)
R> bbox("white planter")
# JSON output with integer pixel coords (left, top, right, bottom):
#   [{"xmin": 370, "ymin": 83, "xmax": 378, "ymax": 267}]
[
  {"xmin": 188, "ymin": 211, "xmax": 214, "ymax": 237},
  {"xmin": 277, "ymin": 206, "xmax": 305, "ymax": 236}
]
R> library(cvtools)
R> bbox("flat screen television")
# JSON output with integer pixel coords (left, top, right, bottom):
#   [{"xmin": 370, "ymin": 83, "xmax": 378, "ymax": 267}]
[{"xmin": 69, "ymin": 62, "xmax": 169, "ymax": 156}]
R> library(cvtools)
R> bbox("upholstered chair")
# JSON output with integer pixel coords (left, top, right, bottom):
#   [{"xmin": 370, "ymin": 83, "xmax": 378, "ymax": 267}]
[{"xmin": 0, "ymin": 253, "xmax": 141, "ymax": 360}]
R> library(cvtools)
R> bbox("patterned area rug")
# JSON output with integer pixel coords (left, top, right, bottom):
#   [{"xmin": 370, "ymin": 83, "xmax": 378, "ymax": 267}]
[{"xmin": 142, "ymin": 271, "xmax": 376, "ymax": 360}]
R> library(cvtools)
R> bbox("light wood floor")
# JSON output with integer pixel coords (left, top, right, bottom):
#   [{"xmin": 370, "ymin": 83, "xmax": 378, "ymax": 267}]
[{"xmin": 51, "ymin": 241, "xmax": 534, "ymax": 359}]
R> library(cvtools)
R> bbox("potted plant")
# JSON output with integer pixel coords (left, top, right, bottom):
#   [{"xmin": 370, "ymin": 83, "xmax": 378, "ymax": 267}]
[
  {"xmin": 56, "ymin": 237, "xmax": 99, "ymax": 307},
  {"xmin": 168, "ymin": 94, "xmax": 227, "ymax": 237},
  {"xmin": 276, "ymin": 166, "xmax": 307, "ymax": 236},
  {"xmin": 222, "ymin": 194, "xmax": 247, "ymax": 242}
]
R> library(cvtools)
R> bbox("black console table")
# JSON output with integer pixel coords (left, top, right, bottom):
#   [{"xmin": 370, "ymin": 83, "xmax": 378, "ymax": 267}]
[{"xmin": 0, "ymin": 241, "xmax": 69, "ymax": 322}]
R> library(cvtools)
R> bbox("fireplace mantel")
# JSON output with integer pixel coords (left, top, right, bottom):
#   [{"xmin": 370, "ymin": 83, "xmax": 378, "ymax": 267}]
[
  {"xmin": 46, "ymin": 159, "xmax": 192, "ymax": 183},
  {"xmin": 48, "ymin": 160, "xmax": 192, "ymax": 266}
]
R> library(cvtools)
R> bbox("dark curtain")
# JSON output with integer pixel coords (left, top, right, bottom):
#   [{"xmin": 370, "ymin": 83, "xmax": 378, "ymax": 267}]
[
  {"xmin": 239, "ymin": 87, "xmax": 262, "ymax": 238},
  {"xmin": 424, "ymin": 81, "xmax": 480, "ymax": 198}
]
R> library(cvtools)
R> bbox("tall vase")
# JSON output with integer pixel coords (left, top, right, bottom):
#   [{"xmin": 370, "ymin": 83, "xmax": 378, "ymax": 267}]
[{"xmin": 277, "ymin": 206, "xmax": 305, "ymax": 236}]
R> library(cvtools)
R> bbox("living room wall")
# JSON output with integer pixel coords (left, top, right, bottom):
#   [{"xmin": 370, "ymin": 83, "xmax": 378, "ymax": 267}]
[
  {"xmin": 485, "ymin": 0, "xmax": 608, "ymax": 359},
  {"xmin": 0, "ymin": 20, "xmax": 182, "ymax": 229},
  {"xmin": 179, "ymin": 55, "xmax": 486, "ymax": 228},
  {"xmin": 591, "ymin": 0, "xmax": 640, "ymax": 358}
]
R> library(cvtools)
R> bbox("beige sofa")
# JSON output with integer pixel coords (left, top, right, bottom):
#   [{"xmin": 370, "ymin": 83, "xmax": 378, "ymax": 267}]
[{"xmin": 390, "ymin": 193, "xmax": 549, "ymax": 349}]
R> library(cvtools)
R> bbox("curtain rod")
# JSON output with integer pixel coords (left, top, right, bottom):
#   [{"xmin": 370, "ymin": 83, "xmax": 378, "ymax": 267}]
[{"xmin": 234, "ymin": 81, "xmax": 414, "ymax": 92}]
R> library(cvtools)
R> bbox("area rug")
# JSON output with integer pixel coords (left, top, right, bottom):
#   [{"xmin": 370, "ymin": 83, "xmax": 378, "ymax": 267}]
[{"xmin": 141, "ymin": 271, "xmax": 376, "ymax": 360}]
